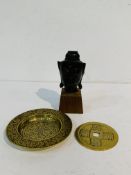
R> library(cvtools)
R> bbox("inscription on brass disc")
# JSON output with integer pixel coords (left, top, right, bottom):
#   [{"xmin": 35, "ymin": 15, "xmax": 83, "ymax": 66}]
[{"xmin": 75, "ymin": 122, "xmax": 118, "ymax": 151}]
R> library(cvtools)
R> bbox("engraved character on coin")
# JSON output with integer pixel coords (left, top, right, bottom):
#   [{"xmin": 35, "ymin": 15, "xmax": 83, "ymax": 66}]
[{"xmin": 58, "ymin": 51, "xmax": 86, "ymax": 92}]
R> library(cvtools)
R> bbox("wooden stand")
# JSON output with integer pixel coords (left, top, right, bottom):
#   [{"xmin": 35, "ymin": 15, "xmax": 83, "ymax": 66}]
[{"xmin": 59, "ymin": 88, "xmax": 83, "ymax": 114}]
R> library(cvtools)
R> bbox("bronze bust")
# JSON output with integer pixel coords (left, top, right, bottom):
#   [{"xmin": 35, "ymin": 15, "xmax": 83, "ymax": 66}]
[{"xmin": 58, "ymin": 51, "xmax": 86, "ymax": 92}]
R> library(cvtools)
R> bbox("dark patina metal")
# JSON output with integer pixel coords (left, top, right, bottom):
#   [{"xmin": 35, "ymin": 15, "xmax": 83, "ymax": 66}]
[{"xmin": 58, "ymin": 51, "xmax": 86, "ymax": 92}]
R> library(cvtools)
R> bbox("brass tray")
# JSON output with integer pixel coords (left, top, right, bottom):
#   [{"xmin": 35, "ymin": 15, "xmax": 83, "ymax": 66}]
[
  {"xmin": 6, "ymin": 109, "xmax": 72, "ymax": 150},
  {"xmin": 75, "ymin": 122, "xmax": 118, "ymax": 151}
]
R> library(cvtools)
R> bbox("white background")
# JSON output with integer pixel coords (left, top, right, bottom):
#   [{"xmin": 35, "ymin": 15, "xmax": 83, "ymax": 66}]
[
  {"xmin": 0, "ymin": 0, "xmax": 131, "ymax": 83},
  {"xmin": 0, "ymin": 82, "xmax": 131, "ymax": 175},
  {"xmin": 0, "ymin": 1, "xmax": 131, "ymax": 175}
]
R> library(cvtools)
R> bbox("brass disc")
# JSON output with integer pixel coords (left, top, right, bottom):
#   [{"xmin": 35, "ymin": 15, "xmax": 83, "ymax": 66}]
[
  {"xmin": 6, "ymin": 109, "xmax": 72, "ymax": 150},
  {"xmin": 75, "ymin": 122, "xmax": 118, "ymax": 151}
]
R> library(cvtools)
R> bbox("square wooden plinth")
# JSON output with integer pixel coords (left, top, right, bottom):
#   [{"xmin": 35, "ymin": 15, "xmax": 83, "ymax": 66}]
[{"xmin": 59, "ymin": 88, "xmax": 83, "ymax": 114}]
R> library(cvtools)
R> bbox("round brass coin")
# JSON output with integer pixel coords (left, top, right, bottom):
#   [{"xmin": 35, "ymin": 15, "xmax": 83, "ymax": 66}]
[
  {"xmin": 6, "ymin": 109, "xmax": 72, "ymax": 150},
  {"xmin": 75, "ymin": 122, "xmax": 118, "ymax": 151}
]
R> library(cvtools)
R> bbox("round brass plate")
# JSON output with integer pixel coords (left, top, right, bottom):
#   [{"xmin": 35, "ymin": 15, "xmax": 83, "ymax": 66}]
[
  {"xmin": 75, "ymin": 122, "xmax": 118, "ymax": 151},
  {"xmin": 6, "ymin": 109, "xmax": 72, "ymax": 150}
]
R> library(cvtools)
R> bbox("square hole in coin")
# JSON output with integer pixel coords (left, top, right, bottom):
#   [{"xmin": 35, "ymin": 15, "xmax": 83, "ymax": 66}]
[{"xmin": 93, "ymin": 132, "xmax": 100, "ymax": 137}]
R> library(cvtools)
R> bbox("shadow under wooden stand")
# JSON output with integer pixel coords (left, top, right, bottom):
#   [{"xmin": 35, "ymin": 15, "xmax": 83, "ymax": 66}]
[{"xmin": 59, "ymin": 88, "xmax": 83, "ymax": 114}]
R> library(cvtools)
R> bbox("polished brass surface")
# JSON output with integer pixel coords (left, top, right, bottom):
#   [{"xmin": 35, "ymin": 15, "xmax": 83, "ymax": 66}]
[
  {"xmin": 75, "ymin": 122, "xmax": 118, "ymax": 151},
  {"xmin": 6, "ymin": 109, "xmax": 72, "ymax": 150}
]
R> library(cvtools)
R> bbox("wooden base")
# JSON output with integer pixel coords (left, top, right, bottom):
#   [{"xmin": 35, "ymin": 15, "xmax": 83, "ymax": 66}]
[{"xmin": 59, "ymin": 88, "xmax": 83, "ymax": 114}]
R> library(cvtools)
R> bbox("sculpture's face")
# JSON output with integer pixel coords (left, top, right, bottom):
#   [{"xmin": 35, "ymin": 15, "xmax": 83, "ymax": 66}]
[
  {"xmin": 60, "ymin": 61, "xmax": 84, "ymax": 87},
  {"xmin": 58, "ymin": 51, "xmax": 86, "ymax": 92}
]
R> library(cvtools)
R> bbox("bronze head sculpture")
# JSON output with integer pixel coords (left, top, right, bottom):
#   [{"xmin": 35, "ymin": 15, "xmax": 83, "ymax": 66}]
[{"xmin": 58, "ymin": 51, "xmax": 86, "ymax": 92}]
